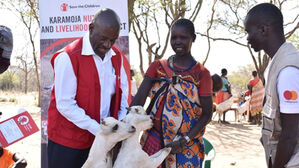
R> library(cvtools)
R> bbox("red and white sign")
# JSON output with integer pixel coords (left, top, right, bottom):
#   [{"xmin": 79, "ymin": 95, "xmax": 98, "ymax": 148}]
[
  {"xmin": 40, "ymin": 0, "xmax": 128, "ymax": 39},
  {"xmin": 0, "ymin": 111, "xmax": 39, "ymax": 147}
]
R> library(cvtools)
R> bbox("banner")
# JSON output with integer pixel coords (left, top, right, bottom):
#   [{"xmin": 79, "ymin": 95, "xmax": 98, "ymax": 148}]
[{"xmin": 39, "ymin": 1, "xmax": 129, "ymax": 167}]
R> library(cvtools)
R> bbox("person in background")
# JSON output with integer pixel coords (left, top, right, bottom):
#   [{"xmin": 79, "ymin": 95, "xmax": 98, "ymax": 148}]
[
  {"xmin": 211, "ymin": 74, "xmax": 223, "ymax": 118},
  {"xmin": 215, "ymin": 68, "xmax": 232, "ymax": 124},
  {"xmin": 245, "ymin": 3, "xmax": 299, "ymax": 168},
  {"xmin": 131, "ymin": 18, "xmax": 213, "ymax": 168},
  {"xmin": 212, "ymin": 74, "xmax": 223, "ymax": 93},
  {"xmin": 247, "ymin": 70, "xmax": 264, "ymax": 125},
  {"xmin": 47, "ymin": 8, "xmax": 130, "ymax": 168}
]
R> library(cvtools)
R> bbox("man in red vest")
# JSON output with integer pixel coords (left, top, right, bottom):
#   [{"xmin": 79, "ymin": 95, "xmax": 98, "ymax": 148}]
[{"xmin": 47, "ymin": 8, "xmax": 131, "ymax": 168}]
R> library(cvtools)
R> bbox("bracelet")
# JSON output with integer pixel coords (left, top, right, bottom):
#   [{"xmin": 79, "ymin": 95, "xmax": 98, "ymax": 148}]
[{"xmin": 184, "ymin": 135, "xmax": 191, "ymax": 143}]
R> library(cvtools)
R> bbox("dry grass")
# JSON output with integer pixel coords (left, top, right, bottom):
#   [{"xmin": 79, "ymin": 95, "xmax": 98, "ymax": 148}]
[{"xmin": 0, "ymin": 91, "xmax": 38, "ymax": 106}]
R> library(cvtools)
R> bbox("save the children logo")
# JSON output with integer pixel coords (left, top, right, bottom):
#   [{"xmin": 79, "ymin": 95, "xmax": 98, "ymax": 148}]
[
  {"xmin": 18, "ymin": 115, "xmax": 29, "ymax": 125},
  {"xmin": 283, "ymin": 90, "xmax": 298, "ymax": 101},
  {"xmin": 60, "ymin": 3, "xmax": 100, "ymax": 11},
  {"xmin": 61, "ymin": 3, "xmax": 68, "ymax": 12}
]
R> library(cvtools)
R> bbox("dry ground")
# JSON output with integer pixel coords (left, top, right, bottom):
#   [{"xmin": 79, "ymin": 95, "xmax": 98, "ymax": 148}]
[
  {"xmin": 0, "ymin": 92, "xmax": 40, "ymax": 168},
  {"xmin": 205, "ymin": 112, "xmax": 267, "ymax": 168},
  {"xmin": 0, "ymin": 92, "xmax": 266, "ymax": 168}
]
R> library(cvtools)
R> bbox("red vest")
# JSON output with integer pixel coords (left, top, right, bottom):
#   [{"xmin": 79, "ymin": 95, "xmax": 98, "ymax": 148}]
[{"xmin": 47, "ymin": 38, "xmax": 131, "ymax": 149}]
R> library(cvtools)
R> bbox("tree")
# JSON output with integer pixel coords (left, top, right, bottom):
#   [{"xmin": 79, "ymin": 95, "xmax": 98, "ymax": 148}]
[
  {"xmin": 228, "ymin": 64, "xmax": 255, "ymax": 95},
  {"xmin": 201, "ymin": 0, "xmax": 217, "ymax": 65},
  {"xmin": 0, "ymin": 67, "xmax": 20, "ymax": 90},
  {"xmin": 129, "ymin": 0, "xmax": 203, "ymax": 75},
  {"xmin": 288, "ymin": 32, "xmax": 299, "ymax": 49},
  {"xmin": 1, "ymin": 0, "xmax": 40, "ymax": 105},
  {"xmin": 15, "ymin": 46, "xmax": 34, "ymax": 94},
  {"xmin": 198, "ymin": 0, "xmax": 298, "ymax": 82}
]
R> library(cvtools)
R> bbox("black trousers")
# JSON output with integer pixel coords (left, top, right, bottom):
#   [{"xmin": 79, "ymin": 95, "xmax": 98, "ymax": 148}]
[{"xmin": 47, "ymin": 139, "xmax": 90, "ymax": 168}]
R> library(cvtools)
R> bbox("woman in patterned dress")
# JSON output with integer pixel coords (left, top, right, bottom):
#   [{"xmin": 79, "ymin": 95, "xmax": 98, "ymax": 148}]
[
  {"xmin": 247, "ymin": 71, "xmax": 264, "ymax": 125},
  {"xmin": 131, "ymin": 18, "xmax": 213, "ymax": 168}
]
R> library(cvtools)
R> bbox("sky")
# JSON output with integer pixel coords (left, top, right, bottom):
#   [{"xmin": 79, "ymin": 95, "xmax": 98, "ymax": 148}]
[{"xmin": 0, "ymin": 0, "xmax": 298, "ymax": 76}]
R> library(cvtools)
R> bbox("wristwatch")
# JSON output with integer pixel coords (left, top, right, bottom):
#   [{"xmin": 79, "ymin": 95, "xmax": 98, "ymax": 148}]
[{"xmin": 184, "ymin": 135, "xmax": 191, "ymax": 143}]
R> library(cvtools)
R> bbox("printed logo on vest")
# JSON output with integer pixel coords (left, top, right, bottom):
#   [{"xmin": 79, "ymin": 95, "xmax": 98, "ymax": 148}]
[{"xmin": 283, "ymin": 90, "xmax": 298, "ymax": 102}]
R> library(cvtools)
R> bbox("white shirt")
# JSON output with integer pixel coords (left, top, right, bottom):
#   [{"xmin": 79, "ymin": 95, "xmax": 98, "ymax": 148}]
[
  {"xmin": 131, "ymin": 78, "xmax": 138, "ymax": 96},
  {"xmin": 263, "ymin": 59, "xmax": 272, "ymax": 85},
  {"xmin": 277, "ymin": 67, "xmax": 299, "ymax": 114},
  {"xmin": 264, "ymin": 42, "xmax": 299, "ymax": 114},
  {"xmin": 54, "ymin": 32, "xmax": 129, "ymax": 136}
]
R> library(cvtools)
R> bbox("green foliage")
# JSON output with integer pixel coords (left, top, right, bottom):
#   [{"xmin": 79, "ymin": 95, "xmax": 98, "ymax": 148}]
[
  {"xmin": 131, "ymin": 69, "xmax": 143, "ymax": 87},
  {"xmin": 0, "ymin": 70, "xmax": 20, "ymax": 90},
  {"xmin": 9, "ymin": 97, "xmax": 16, "ymax": 102},
  {"xmin": 0, "ymin": 97, "xmax": 8, "ymax": 102},
  {"xmin": 228, "ymin": 64, "xmax": 255, "ymax": 95},
  {"xmin": 287, "ymin": 33, "xmax": 299, "ymax": 49}
]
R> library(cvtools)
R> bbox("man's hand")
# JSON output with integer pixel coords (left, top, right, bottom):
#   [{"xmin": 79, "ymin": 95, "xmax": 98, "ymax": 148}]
[{"xmin": 273, "ymin": 113, "xmax": 299, "ymax": 168}]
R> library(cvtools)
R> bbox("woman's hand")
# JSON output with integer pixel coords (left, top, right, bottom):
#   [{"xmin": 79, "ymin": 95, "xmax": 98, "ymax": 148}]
[{"xmin": 165, "ymin": 137, "xmax": 187, "ymax": 154}]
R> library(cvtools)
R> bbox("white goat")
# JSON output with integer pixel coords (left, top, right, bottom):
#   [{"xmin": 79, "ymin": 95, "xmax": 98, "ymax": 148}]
[
  {"xmin": 82, "ymin": 117, "xmax": 136, "ymax": 168},
  {"xmin": 214, "ymin": 96, "xmax": 234, "ymax": 122},
  {"xmin": 236, "ymin": 96, "xmax": 250, "ymax": 121},
  {"xmin": 114, "ymin": 106, "xmax": 171, "ymax": 168}
]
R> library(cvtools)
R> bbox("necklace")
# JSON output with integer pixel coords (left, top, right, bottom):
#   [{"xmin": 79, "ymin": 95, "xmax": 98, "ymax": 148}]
[{"xmin": 167, "ymin": 55, "xmax": 196, "ymax": 73}]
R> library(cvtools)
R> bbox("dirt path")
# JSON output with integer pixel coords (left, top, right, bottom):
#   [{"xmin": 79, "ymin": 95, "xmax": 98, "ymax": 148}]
[
  {"xmin": 0, "ymin": 101, "xmax": 41, "ymax": 168},
  {"xmin": 204, "ymin": 111, "xmax": 267, "ymax": 168}
]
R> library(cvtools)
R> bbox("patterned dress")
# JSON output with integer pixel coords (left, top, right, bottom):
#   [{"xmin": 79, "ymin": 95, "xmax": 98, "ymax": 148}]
[
  {"xmin": 140, "ymin": 57, "xmax": 212, "ymax": 168},
  {"xmin": 249, "ymin": 77, "xmax": 265, "ymax": 116}
]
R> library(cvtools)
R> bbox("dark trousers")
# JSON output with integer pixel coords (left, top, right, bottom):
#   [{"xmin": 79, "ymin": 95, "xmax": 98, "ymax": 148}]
[{"xmin": 47, "ymin": 139, "xmax": 90, "ymax": 168}]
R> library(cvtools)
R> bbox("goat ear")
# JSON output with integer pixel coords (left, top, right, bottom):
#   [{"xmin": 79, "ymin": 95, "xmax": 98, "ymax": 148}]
[
  {"xmin": 112, "ymin": 124, "xmax": 119, "ymax": 132},
  {"xmin": 101, "ymin": 118, "xmax": 106, "ymax": 126}
]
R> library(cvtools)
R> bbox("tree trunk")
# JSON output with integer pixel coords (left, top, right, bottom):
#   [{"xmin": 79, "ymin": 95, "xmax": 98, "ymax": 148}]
[
  {"xmin": 28, "ymin": 29, "xmax": 40, "ymax": 106},
  {"xmin": 25, "ymin": 68, "xmax": 28, "ymax": 94}
]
